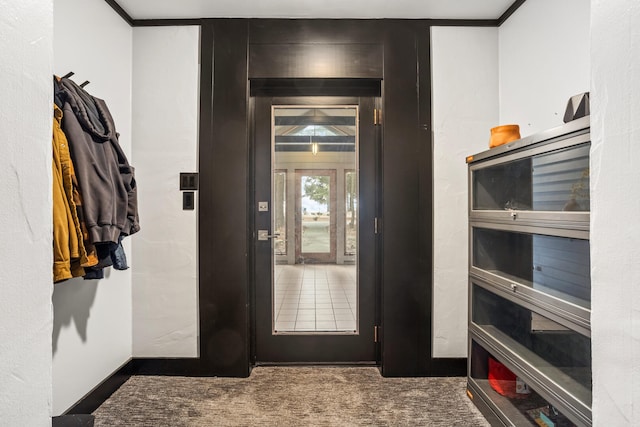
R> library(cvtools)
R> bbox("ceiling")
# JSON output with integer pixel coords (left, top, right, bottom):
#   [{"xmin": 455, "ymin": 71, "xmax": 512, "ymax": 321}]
[{"xmin": 114, "ymin": 0, "xmax": 517, "ymax": 21}]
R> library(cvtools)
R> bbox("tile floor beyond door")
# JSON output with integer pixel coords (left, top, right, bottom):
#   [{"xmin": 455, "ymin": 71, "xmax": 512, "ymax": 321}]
[{"xmin": 274, "ymin": 264, "xmax": 357, "ymax": 332}]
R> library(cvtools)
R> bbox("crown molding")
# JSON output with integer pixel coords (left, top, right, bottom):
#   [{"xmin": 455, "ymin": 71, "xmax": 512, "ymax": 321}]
[{"xmin": 104, "ymin": 0, "xmax": 527, "ymax": 27}]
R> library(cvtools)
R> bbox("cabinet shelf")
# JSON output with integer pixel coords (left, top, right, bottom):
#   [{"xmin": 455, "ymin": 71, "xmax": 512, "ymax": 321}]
[
  {"xmin": 470, "ymin": 300, "xmax": 591, "ymax": 405},
  {"xmin": 472, "ymin": 268, "xmax": 590, "ymax": 312},
  {"xmin": 469, "ymin": 377, "xmax": 581, "ymax": 427},
  {"xmin": 470, "ymin": 273, "xmax": 590, "ymax": 339},
  {"xmin": 470, "ymin": 329, "xmax": 591, "ymax": 426},
  {"xmin": 470, "ymin": 211, "xmax": 589, "ymax": 234},
  {"xmin": 471, "ymin": 219, "xmax": 589, "ymax": 240},
  {"xmin": 468, "ymin": 338, "xmax": 588, "ymax": 427}
]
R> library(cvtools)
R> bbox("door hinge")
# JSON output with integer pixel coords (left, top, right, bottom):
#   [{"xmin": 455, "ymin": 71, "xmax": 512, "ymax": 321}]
[
  {"xmin": 373, "ymin": 108, "xmax": 382, "ymax": 125},
  {"xmin": 374, "ymin": 325, "xmax": 379, "ymax": 343},
  {"xmin": 374, "ymin": 217, "xmax": 379, "ymax": 234}
]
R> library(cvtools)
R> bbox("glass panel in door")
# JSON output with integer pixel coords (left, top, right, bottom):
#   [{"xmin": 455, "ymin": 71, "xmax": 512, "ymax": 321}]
[
  {"xmin": 273, "ymin": 170, "xmax": 287, "ymax": 255},
  {"xmin": 345, "ymin": 170, "xmax": 357, "ymax": 256},
  {"xmin": 272, "ymin": 106, "xmax": 358, "ymax": 334}
]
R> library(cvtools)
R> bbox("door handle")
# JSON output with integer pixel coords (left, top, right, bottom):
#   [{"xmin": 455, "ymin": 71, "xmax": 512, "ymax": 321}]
[{"xmin": 258, "ymin": 230, "xmax": 280, "ymax": 241}]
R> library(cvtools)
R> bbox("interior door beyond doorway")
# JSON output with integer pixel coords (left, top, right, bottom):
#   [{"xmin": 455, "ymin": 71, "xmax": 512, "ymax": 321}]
[{"xmin": 296, "ymin": 169, "xmax": 337, "ymax": 264}]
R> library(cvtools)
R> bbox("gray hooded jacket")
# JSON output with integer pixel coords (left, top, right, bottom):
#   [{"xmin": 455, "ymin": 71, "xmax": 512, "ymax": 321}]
[{"xmin": 59, "ymin": 78, "xmax": 140, "ymax": 244}]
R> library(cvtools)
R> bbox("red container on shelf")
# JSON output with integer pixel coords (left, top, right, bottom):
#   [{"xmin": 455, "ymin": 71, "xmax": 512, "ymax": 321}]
[{"xmin": 488, "ymin": 356, "xmax": 521, "ymax": 398}]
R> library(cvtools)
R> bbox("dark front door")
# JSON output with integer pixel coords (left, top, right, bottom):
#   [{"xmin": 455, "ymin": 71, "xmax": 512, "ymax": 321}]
[{"xmin": 253, "ymin": 96, "xmax": 379, "ymax": 363}]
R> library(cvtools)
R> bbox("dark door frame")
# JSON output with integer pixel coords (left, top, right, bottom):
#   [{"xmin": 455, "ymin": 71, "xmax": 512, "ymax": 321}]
[{"xmin": 195, "ymin": 18, "xmax": 458, "ymax": 377}]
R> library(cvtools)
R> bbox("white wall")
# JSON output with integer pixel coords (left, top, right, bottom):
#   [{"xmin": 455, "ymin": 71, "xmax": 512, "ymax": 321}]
[
  {"xmin": 430, "ymin": 0, "xmax": 591, "ymax": 359},
  {"xmin": 52, "ymin": 0, "xmax": 133, "ymax": 415},
  {"xmin": 431, "ymin": 27, "xmax": 499, "ymax": 357},
  {"xmin": 132, "ymin": 27, "xmax": 200, "ymax": 357},
  {"xmin": 499, "ymin": 0, "xmax": 591, "ymax": 137},
  {"xmin": 0, "ymin": 0, "xmax": 53, "ymax": 424},
  {"xmin": 591, "ymin": 1, "xmax": 640, "ymax": 425}
]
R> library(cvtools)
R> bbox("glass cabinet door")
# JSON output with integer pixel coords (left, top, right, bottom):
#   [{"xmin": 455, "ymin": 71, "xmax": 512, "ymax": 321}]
[
  {"xmin": 471, "ymin": 283, "xmax": 592, "ymax": 413},
  {"xmin": 469, "ymin": 339, "xmax": 587, "ymax": 427},
  {"xmin": 472, "ymin": 226, "xmax": 591, "ymax": 311},
  {"xmin": 471, "ymin": 143, "xmax": 590, "ymax": 213}
]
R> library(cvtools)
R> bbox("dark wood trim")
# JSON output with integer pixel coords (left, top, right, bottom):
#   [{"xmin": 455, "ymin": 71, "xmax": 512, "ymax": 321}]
[
  {"xmin": 418, "ymin": 24, "xmax": 434, "ymax": 375},
  {"xmin": 198, "ymin": 19, "xmax": 251, "ymax": 377},
  {"xmin": 64, "ymin": 359, "xmax": 134, "ymax": 415},
  {"xmin": 498, "ymin": 0, "xmax": 528, "ymax": 26},
  {"xmin": 379, "ymin": 20, "xmax": 430, "ymax": 377},
  {"xmin": 249, "ymin": 19, "xmax": 382, "ymax": 44},
  {"xmin": 276, "ymin": 136, "xmax": 355, "ymax": 144},
  {"xmin": 255, "ymin": 361, "xmax": 379, "ymax": 367},
  {"xmin": 249, "ymin": 43, "xmax": 383, "ymax": 79},
  {"xmin": 248, "ymin": 95, "xmax": 258, "ymax": 367},
  {"xmin": 196, "ymin": 20, "xmax": 216, "ymax": 377},
  {"xmin": 103, "ymin": 0, "xmax": 133, "ymax": 26},
  {"xmin": 131, "ymin": 358, "xmax": 202, "ymax": 376},
  {"xmin": 132, "ymin": 19, "xmax": 203, "ymax": 27},
  {"xmin": 103, "ymin": 0, "xmax": 201, "ymax": 27},
  {"xmin": 426, "ymin": 19, "xmax": 498, "ymax": 27},
  {"xmin": 251, "ymin": 78, "xmax": 381, "ymax": 97},
  {"xmin": 104, "ymin": 0, "xmax": 526, "ymax": 28},
  {"xmin": 429, "ymin": 358, "xmax": 468, "ymax": 377},
  {"xmin": 53, "ymin": 414, "xmax": 95, "ymax": 426},
  {"xmin": 275, "ymin": 116, "xmax": 356, "ymax": 126}
]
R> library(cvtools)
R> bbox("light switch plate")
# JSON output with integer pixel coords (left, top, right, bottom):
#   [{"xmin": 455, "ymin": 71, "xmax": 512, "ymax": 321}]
[
  {"xmin": 180, "ymin": 172, "xmax": 199, "ymax": 190},
  {"xmin": 183, "ymin": 192, "xmax": 195, "ymax": 210}
]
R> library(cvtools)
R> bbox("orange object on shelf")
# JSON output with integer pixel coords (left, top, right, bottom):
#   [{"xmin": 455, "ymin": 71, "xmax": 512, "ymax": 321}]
[{"xmin": 489, "ymin": 124, "xmax": 521, "ymax": 148}]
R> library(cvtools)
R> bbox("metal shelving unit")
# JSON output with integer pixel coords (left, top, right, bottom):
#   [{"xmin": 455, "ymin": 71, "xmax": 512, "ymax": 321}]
[{"xmin": 466, "ymin": 117, "xmax": 592, "ymax": 427}]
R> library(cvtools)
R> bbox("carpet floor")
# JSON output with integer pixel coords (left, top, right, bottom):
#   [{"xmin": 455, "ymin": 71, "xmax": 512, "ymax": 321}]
[{"xmin": 92, "ymin": 367, "xmax": 490, "ymax": 426}]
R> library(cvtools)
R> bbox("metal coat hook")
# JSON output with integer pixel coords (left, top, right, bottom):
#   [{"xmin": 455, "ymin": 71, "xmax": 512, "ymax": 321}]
[
  {"xmin": 62, "ymin": 71, "xmax": 75, "ymax": 79},
  {"xmin": 80, "ymin": 81, "xmax": 90, "ymax": 88}
]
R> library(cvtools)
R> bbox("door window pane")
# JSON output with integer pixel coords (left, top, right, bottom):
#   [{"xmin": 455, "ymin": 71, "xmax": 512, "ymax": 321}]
[
  {"xmin": 345, "ymin": 170, "xmax": 357, "ymax": 256},
  {"xmin": 272, "ymin": 106, "xmax": 358, "ymax": 333},
  {"xmin": 274, "ymin": 170, "xmax": 287, "ymax": 255}
]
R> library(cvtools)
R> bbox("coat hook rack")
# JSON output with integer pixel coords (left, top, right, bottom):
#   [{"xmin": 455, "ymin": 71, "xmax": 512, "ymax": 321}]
[
  {"xmin": 80, "ymin": 81, "xmax": 90, "ymax": 88},
  {"xmin": 62, "ymin": 71, "xmax": 75, "ymax": 79}
]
